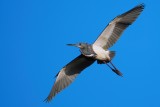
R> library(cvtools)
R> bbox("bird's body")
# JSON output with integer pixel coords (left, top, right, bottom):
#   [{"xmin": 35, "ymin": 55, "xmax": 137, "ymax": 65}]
[
  {"xmin": 70, "ymin": 43, "xmax": 113, "ymax": 61},
  {"xmin": 45, "ymin": 4, "xmax": 145, "ymax": 102},
  {"xmin": 92, "ymin": 44, "xmax": 111, "ymax": 61}
]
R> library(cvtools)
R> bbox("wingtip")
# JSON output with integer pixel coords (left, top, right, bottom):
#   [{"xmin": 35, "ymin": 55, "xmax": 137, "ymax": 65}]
[
  {"xmin": 43, "ymin": 97, "xmax": 52, "ymax": 103},
  {"xmin": 138, "ymin": 3, "xmax": 145, "ymax": 9},
  {"xmin": 131, "ymin": 3, "xmax": 145, "ymax": 10}
]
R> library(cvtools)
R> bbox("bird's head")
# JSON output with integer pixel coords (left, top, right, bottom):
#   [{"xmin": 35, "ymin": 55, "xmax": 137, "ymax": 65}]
[
  {"xmin": 67, "ymin": 43, "xmax": 96, "ymax": 57},
  {"xmin": 67, "ymin": 43, "xmax": 88, "ymax": 49}
]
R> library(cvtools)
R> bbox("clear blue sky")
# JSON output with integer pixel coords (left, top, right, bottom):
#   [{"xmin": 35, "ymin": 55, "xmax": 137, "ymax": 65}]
[{"xmin": 0, "ymin": 0, "xmax": 160, "ymax": 107}]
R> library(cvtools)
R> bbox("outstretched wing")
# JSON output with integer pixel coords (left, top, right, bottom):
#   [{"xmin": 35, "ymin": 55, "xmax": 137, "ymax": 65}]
[
  {"xmin": 93, "ymin": 4, "xmax": 145, "ymax": 50},
  {"xmin": 44, "ymin": 54, "xmax": 95, "ymax": 102}
]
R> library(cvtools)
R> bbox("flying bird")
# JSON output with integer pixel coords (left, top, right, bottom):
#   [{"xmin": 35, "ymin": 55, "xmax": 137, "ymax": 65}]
[{"xmin": 45, "ymin": 4, "xmax": 145, "ymax": 102}]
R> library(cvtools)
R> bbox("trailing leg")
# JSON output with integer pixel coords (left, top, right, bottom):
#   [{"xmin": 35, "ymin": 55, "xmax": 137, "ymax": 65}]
[{"xmin": 103, "ymin": 61, "xmax": 123, "ymax": 76}]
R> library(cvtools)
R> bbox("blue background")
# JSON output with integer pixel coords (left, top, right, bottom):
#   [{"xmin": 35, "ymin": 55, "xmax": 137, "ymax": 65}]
[{"xmin": 0, "ymin": 0, "xmax": 160, "ymax": 107}]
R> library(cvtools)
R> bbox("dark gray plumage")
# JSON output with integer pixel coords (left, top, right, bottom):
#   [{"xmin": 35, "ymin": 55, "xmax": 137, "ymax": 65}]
[
  {"xmin": 44, "ymin": 55, "xmax": 95, "ymax": 102},
  {"xmin": 45, "ymin": 4, "xmax": 145, "ymax": 102},
  {"xmin": 67, "ymin": 43, "xmax": 97, "ymax": 57}
]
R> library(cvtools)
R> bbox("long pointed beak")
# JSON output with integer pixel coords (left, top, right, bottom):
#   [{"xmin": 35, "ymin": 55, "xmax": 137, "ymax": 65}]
[{"xmin": 67, "ymin": 44, "xmax": 81, "ymax": 48}]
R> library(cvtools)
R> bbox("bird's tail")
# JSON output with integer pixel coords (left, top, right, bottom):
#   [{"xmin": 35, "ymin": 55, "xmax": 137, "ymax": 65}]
[{"xmin": 109, "ymin": 51, "xmax": 115, "ymax": 61}]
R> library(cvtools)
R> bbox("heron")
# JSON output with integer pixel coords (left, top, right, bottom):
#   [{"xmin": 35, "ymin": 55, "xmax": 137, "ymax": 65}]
[{"xmin": 45, "ymin": 4, "xmax": 145, "ymax": 102}]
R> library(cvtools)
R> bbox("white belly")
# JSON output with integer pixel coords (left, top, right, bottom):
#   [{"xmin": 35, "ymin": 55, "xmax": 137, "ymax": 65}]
[{"xmin": 92, "ymin": 44, "xmax": 110, "ymax": 60}]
